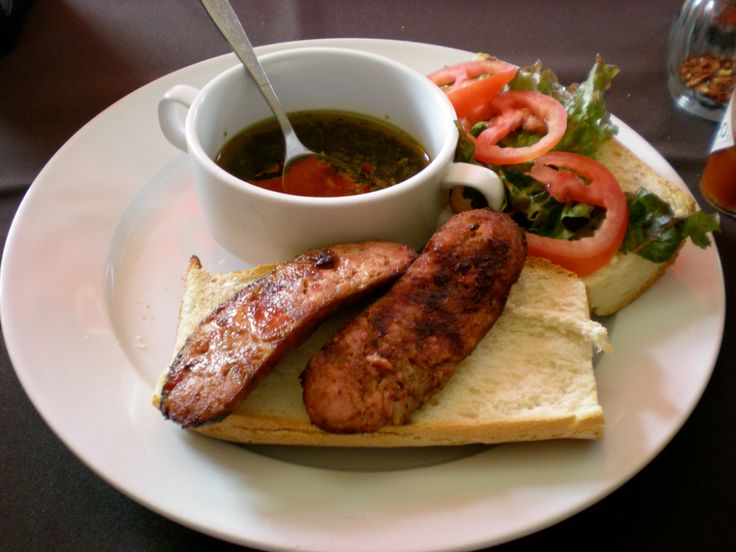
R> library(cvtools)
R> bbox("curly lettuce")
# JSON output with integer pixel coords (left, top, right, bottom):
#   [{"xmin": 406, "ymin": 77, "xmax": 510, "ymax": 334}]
[
  {"xmin": 507, "ymin": 54, "xmax": 619, "ymax": 156},
  {"xmin": 500, "ymin": 166, "xmax": 605, "ymax": 240}
]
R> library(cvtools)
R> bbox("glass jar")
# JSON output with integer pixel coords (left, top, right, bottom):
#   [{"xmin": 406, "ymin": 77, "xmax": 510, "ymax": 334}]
[{"xmin": 668, "ymin": 0, "xmax": 736, "ymax": 121}]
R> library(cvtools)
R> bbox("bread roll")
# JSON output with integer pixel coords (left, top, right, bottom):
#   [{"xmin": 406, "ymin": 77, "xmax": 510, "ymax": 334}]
[{"xmin": 584, "ymin": 139, "xmax": 695, "ymax": 315}]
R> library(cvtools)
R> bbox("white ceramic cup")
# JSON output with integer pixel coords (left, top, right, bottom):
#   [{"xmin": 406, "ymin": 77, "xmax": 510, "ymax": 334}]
[{"xmin": 159, "ymin": 47, "xmax": 503, "ymax": 265}]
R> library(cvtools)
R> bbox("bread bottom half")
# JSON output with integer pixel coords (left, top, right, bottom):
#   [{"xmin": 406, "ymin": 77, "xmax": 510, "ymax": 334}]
[{"xmin": 154, "ymin": 256, "xmax": 609, "ymax": 447}]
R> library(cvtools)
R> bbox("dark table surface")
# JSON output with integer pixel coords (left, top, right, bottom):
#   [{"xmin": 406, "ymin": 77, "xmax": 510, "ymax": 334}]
[{"xmin": 1, "ymin": 1, "xmax": 734, "ymax": 550}]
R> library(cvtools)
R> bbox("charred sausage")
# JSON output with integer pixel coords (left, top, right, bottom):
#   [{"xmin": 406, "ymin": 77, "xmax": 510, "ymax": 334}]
[
  {"xmin": 302, "ymin": 209, "xmax": 527, "ymax": 433},
  {"xmin": 160, "ymin": 242, "xmax": 418, "ymax": 428}
]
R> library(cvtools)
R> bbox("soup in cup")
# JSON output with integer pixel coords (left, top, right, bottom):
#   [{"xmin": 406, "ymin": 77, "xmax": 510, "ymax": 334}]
[{"xmin": 158, "ymin": 46, "xmax": 503, "ymax": 265}]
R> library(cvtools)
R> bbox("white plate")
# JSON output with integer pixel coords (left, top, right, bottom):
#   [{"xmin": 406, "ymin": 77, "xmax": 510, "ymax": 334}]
[{"xmin": 1, "ymin": 39, "xmax": 725, "ymax": 552}]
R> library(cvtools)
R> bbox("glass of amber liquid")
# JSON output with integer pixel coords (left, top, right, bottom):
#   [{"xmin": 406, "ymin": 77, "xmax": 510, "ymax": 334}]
[{"xmin": 700, "ymin": 90, "xmax": 736, "ymax": 215}]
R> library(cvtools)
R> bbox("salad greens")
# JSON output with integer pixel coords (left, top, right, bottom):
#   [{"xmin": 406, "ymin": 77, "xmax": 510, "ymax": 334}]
[
  {"xmin": 500, "ymin": 166, "xmax": 605, "ymax": 240},
  {"xmin": 455, "ymin": 56, "xmax": 720, "ymax": 263},
  {"xmin": 507, "ymin": 55, "xmax": 619, "ymax": 156}
]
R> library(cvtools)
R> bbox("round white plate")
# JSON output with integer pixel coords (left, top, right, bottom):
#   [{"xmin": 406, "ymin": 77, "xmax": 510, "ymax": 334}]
[{"xmin": 1, "ymin": 39, "xmax": 725, "ymax": 552}]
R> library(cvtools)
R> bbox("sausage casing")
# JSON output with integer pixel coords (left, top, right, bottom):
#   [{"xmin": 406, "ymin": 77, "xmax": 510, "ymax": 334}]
[
  {"xmin": 160, "ymin": 242, "xmax": 418, "ymax": 428},
  {"xmin": 302, "ymin": 209, "xmax": 527, "ymax": 433}
]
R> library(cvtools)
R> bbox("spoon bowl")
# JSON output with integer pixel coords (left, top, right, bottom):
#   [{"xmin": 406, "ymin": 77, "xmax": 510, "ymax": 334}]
[{"xmin": 199, "ymin": 0, "xmax": 330, "ymax": 192}]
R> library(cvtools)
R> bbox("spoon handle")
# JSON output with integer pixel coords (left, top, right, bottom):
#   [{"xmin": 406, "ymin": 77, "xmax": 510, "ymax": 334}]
[{"xmin": 199, "ymin": 0, "xmax": 301, "ymax": 146}]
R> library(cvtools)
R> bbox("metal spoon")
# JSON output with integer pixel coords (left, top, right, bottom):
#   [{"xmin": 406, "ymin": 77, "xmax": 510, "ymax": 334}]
[{"xmin": 199, "ymin": 0, "xmax": 324, "ymax": 189}]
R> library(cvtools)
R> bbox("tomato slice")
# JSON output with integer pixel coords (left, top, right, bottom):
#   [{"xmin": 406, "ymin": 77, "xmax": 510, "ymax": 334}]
[
  {"xmin": 428, "ymin": 59, "xmax": 517, "ymax": 120},
  {"xmin": 281, "ymin": 156, "xmax": 365, "ymax": 197},
  {"xmin": 525, "ymin": 152, "xmax": 629, "ymax": 277},
  {"xmin": 468, "ymin": 91, "xmax": 567, "ymax": 165}
]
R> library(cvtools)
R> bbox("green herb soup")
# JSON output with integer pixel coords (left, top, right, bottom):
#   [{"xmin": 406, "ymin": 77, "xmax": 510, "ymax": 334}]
[{"xmin": 215, "ymin": 110, "xmax": 431, "ymax": 197}]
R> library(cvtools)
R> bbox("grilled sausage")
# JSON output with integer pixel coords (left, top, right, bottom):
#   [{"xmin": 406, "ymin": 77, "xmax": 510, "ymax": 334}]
[
  {"xmin": 302, "ymin": 209, "xmax": 527, "ymax": 433},
  {"xmin": 160, "ymin": 242, "xmax": 418, "ymax": 428}
]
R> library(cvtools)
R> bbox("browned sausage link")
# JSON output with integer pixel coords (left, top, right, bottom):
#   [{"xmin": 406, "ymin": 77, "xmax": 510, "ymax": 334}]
[
  {"xmin": 159, "ymin": 242, "xmax": 418, "ymax": 428},
  {"xmin": 302, "ymin": 209, "xmax": 527, "ymax": 433}
]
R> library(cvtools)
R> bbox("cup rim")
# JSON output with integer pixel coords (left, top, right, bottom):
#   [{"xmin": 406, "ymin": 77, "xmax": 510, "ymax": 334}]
[{"xmin": 184, "ymin": 46, "xmax": 459, "ymax": 206}]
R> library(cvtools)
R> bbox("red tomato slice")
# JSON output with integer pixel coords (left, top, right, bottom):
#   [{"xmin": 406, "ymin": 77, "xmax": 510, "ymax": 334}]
[
  {"xmin": 282, "ymin": 156, "xmax": 363, "ymax": 197},
  {"xmin": 525, "ymin": 152, "xmax": 629, "ymax": 277},
  {"xmin": 468, "ymin": 91, "xmax": 567, "ymax": 165},
  {"xmin": 428, "ymin": 59, "xmax": 517, "ymax": 120}
]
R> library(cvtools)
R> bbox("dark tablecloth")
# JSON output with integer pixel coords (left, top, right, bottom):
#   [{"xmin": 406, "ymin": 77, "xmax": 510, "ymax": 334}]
[{"xmin": 1, "ymin": 1, "xmax": 734, "ymax": 550}]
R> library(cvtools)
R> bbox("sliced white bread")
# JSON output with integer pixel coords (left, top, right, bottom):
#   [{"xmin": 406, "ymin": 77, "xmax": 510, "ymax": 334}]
[{"xmin": 154, "ymin": 255, "xmax": 610, "ymax": 447}]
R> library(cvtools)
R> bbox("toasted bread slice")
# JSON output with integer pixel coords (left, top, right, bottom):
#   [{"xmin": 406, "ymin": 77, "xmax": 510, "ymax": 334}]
[
  {"xmin": 154, "ymin": 255, "xmax": 609, "ymax": 447},
  {"xmin": 585, "ymin": 139, "xmax": 696, "ymax": 315}
]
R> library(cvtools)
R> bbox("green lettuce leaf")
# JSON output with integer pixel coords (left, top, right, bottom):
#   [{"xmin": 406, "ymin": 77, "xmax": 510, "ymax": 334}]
[
  {"xmin": 454, "ymin": 120, "xmax": 476, "ymax": 163},
  {"xmin": 499, "ymin": 176, "xmax": 720, "ymax": 265},
  {"xmin": 621, "ymin": 188, "xmax": 720, "ymax": 262},
  {"xmin": 500, "ymin": 167, "xmax": 604, "ymax": 240}
]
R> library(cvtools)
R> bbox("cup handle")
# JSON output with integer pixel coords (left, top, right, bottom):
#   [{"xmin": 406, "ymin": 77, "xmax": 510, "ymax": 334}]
[
  {"xmin": 440, "ymin": 162, "xmax": 505, "ymax": 210},
  {"xmin": 158, "ymin": 84, "xmax": 199, "ymax": 152}
]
